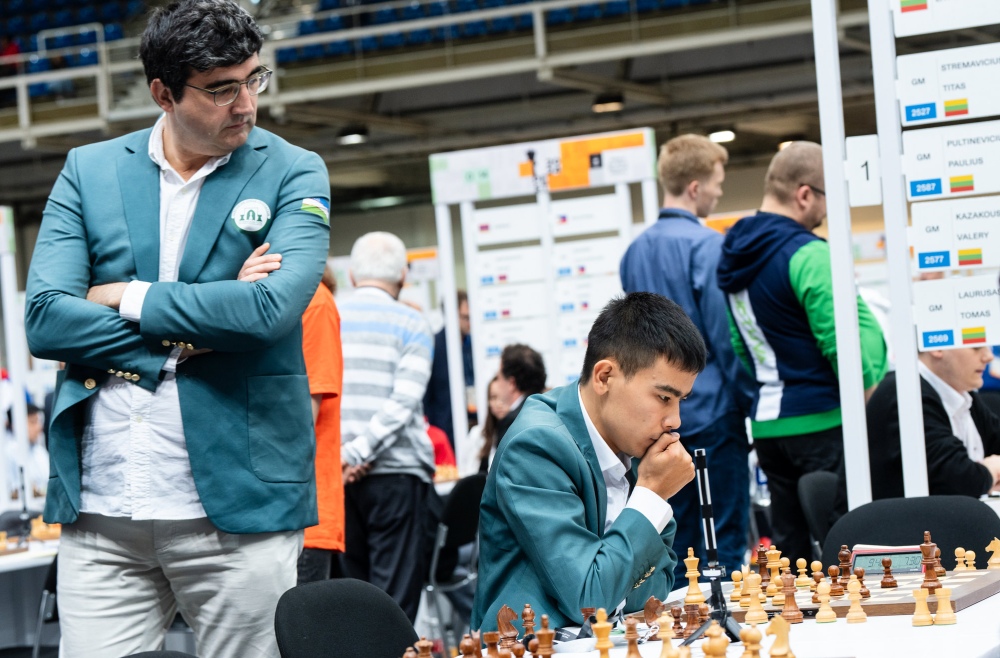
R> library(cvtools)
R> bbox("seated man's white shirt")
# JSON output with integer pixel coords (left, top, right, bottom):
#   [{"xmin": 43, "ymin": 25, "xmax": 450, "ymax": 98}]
[{"xmin": 919, "ymin": 361, "xmax": 985, "ymax": 461}]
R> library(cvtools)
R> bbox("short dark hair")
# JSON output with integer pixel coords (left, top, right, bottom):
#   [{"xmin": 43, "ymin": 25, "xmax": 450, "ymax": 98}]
[
  {"xmin": 139, "ymin": 0, "xmax": 263, "ymax": 102},
  {"xmin": 500, "ymin": 344, "xmax": 546, "ymax": 396},
  {"xmin": 580, "ymin": 293, "xmax": 706, "ymax": 383}
]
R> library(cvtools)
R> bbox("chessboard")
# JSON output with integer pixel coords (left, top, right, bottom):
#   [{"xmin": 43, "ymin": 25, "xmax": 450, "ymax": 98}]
[{"xmin": 661, "ymin": 568, "xmax": 1000, "ymax": 621}]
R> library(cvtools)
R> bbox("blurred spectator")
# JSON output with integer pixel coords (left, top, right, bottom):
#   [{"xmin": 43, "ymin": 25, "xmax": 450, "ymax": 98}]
[
  {"xmin": 979, "ymin": 346, "xmax": 1000, "ymax": 418},
  {"xmin": 6, "ymin": 403, "xmax": 48, "ymax": 502},
  {"xmin": 489, "ymin": 344, "xmax": 546, "ymax": 464},
  {"xmin": 423, "ymin": 290, "xmax": 475, "ymax": 447},
  {"xmin": 427, "ymin": 420, "xmax": 457, "ymax": 482},
  {"xmin": 456, "ymin": 375, "xmax": 507, "ymax": 476}
]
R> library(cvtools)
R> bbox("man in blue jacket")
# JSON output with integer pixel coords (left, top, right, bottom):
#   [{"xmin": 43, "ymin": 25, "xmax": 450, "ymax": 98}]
[
  {"xmin": 717, "ymin": 142, "xmax": 887, "ymax": 562},
  {"xmin": 24, "ymin": 1, "xmax": 330, "ymax": 656},
  {"xmin": 472, "ymin": 293, "xmax": 704, "ymax": 633},
  {"xmin": 621, "ymin": 134, "xmax": 755, "ymax": 580}
]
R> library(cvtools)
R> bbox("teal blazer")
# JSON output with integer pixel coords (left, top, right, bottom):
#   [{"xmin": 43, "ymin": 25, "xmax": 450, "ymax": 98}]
[
  {"xmin": 24, "ymin": 126, "xmax": 331, "ymax": 534},
  {"xmin": 471, "ymin": 383, "xmax": 679, "ymax": 633}
]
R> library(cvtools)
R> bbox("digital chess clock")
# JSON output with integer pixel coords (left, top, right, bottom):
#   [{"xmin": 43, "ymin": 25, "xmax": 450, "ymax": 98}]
[{"xmin": 850, "ymin": 546, "xmax": 924, "ymax": 574}]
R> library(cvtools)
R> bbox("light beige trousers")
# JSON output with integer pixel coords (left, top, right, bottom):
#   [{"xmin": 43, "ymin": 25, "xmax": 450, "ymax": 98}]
[{"xmin": 57, "ymin": 514, "xmax": 301, "ymax": 658}]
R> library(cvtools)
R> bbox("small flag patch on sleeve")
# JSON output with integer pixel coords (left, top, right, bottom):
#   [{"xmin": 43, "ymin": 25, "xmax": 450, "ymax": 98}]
[{"xmin": 301, "ymin": 197, "xmax": 330, "ymax": 223}]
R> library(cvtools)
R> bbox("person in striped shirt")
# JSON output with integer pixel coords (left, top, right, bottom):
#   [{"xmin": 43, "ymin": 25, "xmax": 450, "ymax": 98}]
[{"xmin": 338, "ymin": 231, "xmax": 436, "ymax": 622}]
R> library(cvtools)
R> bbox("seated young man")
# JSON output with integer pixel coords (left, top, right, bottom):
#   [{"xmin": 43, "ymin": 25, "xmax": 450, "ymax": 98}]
[
  {"xmin": 865, "ymin": 346, "xmax": 1000, "ymax": 499},
  {"xmin": 471, "ymin": 292, "xmax": 706, "ymax": 633}
]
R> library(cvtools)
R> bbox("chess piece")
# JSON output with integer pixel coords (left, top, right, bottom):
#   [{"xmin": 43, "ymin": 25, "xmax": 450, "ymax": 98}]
[
  {"xmin": 954, "ymin": 548, "xmax": 968, "ymax": 572},
  {"xmin": 623, "ymin": 617, "xmax": 641, "ymax": 658},
  {"xmin": 522, "ymin": 604, "xmax": 535, "ymax": 637},
  {"xmin": 698, "ymin": 603, "xmax": 710, "ymax": 624},
  {"xmin": 920, "ymin": 531, "xmax": 942, "ymax": 592},
  {"xmin": 765, "ymin": 615, "xmax": 795, "ymax": 658},
  {"xmin": 512, "ymin": 642, "xmax": 525, "ymax": 658},
  {"xmin": 415, "ymin": 638, "xmax": 434, "ymax": 658},
  {"xmin": 854, "ymin": 568, "xmax": 870, "ymax": 598},
  {"xmin": 795, "ymin": 558, "xmax": 811, "ymax": 588},
  {"xmin": 472, "ymin": 631, "xmax": 484, "ymax": 658},
  {"xmin": 535, "ymin": 615, "xmax": 554, "ymax": 658},
  {"xmin": 460, "ymin": 635, "xmax": 477, "ymax": 657},
  {"xmin": 810, "ymin": 560, "xmax": 823, "ymax": 592},
  {"xmin": 644, "ymin": 596, "xmax": 664, "ymax": 627},
  {"xmin": 484, "ymin": 631, "xmax": 501, "ymax": 657},
  {"xmin": 593, "ymin": 608, "xmax": 613, "ymax": 658},
  {"xmin": 811, "ymin": 569, "xmax": 824, "ymax": 604},
  {"xmin": 684, "ymin": 548, "xmax": 705, "ymax": 604},
  {"xmin": 966, "ymin": 550, "xmax": 977, "ymax": 570},
  {"xmin": 772, "ymin": 565, "xmax": 787, "ymax": 607},
  {"xmin": 881, "ymin": 557, "xmax": 897, "ymax": 588},
  {"xmin": 683, "ymin": 604, "xmax": 700, "ymax": 638},
  {"xmin": 580, "ymin": 608, "xmax": 596, "ymax": 626},
  {"xmin": 731, "ymin": 569, "xmax": 743, "ymax": 603},
  {"xmin": 912, "ymin": 588, "xmax": 933, "ymax": 626},
  {"xmin": 757, "ymin": 544, "xmax": 770, "ymax": 591},
  {"xmin": 671, "ymin": 605, "xmax": 683, "ymax": 639},
  {"xmin": 740, "ymin": 565, "xmax": 752, "ymax": 608},
  {"xmin": 765, "ymin": 546, "xmax": 782, "ymax": 597},
  {"xmin": 700, "ymin": 621, "xmax": 729, "ymax": 658},
  {"xmin": 497, "ymin": 605, "xmax": 518, "ymax": 650},
  {"xmin": 739, "ymin": 624, "xmax": 762, "ymax": 658},
  {"xmin": 678, "ymin": 648, "xmax": 692, "ymax": 658},
  {"xmin": 838, "ymin": 545, "xmax": 852, "ymax": 583},
  {"xmin": 845, "ymin": 576, "xmax": 867, "ymax": 623},
  {"xmin": 744, "ymin": 572, "xmax": 768, "ymax": 624},
  {"xmin": 934, "ymin": 547, "xmax": 946, "ymax": 578},
  {"xmin": 933, "ymin": 587, "xmax": 956, "ymax": 625},
  {"xmin": 403, "ymin": 647, "xmax": 417, "ymax": 658},
  {"xmin": 828, "ymin": 565, "xmax": 844, "ymax": 597},
  {"xmin": 815, "ymin": 581, "xmax": 836, "ymax": 623},
  {"xmin": 987, "ymin": 537, "xmax": 1000, "ymax": 570},
  {"xmin": 498, "ymin": 650, "xmax": 511, "ymax": 658},
  {"xmin": 526, "ymin": 639, "xmax": 537, "ymax": 658},
  {"xmin": 658, "ymin": 612, "xmax": 680, "ymax": 658},
  {"xmin": 780, "ymin": 568, "xmax": 803, "ymax": 624}
]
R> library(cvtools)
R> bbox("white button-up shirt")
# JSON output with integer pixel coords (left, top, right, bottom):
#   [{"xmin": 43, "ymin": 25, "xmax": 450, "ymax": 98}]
[
  {"xmin": 79, "ymin": 116, "xmax": 231, "ymax": 520},
  {"xmin": 919, "ymin": 361, "xmax": 985, "ymax": 462}
]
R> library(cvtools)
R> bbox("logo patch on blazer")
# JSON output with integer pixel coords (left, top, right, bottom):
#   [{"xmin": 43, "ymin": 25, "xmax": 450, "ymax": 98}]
[{"xmin": 232, "ymin": 199, "xmax": 271, "ymax": 232}]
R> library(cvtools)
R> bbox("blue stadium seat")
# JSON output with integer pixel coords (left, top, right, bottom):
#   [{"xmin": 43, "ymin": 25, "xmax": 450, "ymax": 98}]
[
  {"xmin": 75, "ymin": 6, "xmax": 97, "ymax": 23},
  {"xmin": 575, "ymin": 3, "xmax": 602, "ymax": 20},
  {"xmin": 460, "ymin": 19, "xmax": 487, "ymax": 37},
  {"xmin": 425, "ymin": 0, "xmax": 447, "ymax": 14},
  {"xmin": 358, "ymin": 35, "xmax": 378, "ymax": 51},
  {"xmin": 7, "ymin": 17, "xmax": 26, "ymax": 35},
  {"xmin": 320, "ymin": 15, "xmax": 342, "ymax": 30},
  {"xmin": 276, "ymin": 46, "xmax": 298, "ymax": 64},
  {"xmin": 454, "ymin": 0, "xmax": 477, "ymax": 12},
  {"xmin": 99, "ymin": 1, "xmax": 122, "ymax": 22},
  {"xmin": 103, "ymin": 23, "xmax": 123, "ymax": 40},
  {"xmin": 401, "ymin": 4, "xmax": 422, "ymax": 20},
  {"xmin": 636, "ymin": 0, "xmax": 658, "ymax": 11},
  {"xmin": 29, "ymin": 13, "xmax": 52, "ymax": 32},
  {"xmin": 545, "ymin": 7, "xmax": 572, "ymax": 24},
  {"xmin": 29, "ymin": 0, "xmax": 50, "ymax": 12},
  {"xmin": 380, "ymin": 31, "xmax": 404, "ymax": 47},
  {"xmin": 373, "ymin": 8, "xmax": 397, "ymax": 23},
  {"xmin": 76, "ymin": 28, "xmax": 98, "ymax": 44},
  {"xmin": 125, "ymin": 0, "xmax": 143, "ymax": 18},
  {"xmin": 300, "ymin": 43, "xmax": 324, "ymax": 59},
  {"xmin": 430, "ymin": 25, "xmax": 459, "ymax": 40},
  {"xmin": 514, "ymin": 12, "xmax": 532, "ymax": 28},
  {"xmin": 7, "ymin": 0, "xmax": 26, "ymax": 13},
  {"xmin": 48, "ymin": 34, "xmax": 73, "ymax": 49},
  {"xmin": 661, "ymin": 0, "xmax": 687, "ymax": 6},
  {"xmin": 487, "ymin": 15, "xmax": 515, "ymax": 32},
  {"xmin": 53, "ymin": 9, "xmax": 74, "ymax": 27},
  {"xmin": 298, "ymin": 18, "xmax": 319, "ymax": 35},
  {"xmin": 324, "ymin": 39, "xmax": 352, "ymax": 56},
  {"xmin": 318, "ymin": 0, "xmax": 339, "ymax": 10},
  {"xmin": 53, "ymin": 0, "xmax": 71, "ymax": 10},
  {"xmin": 603, "ymin": 0, "xmax": 629, "ymax": 15},
  {"xmin": 73, "ymin": 47, "xmax": 97, "ymax": 66},
  {"xmin": 404, "ymin": 27, "xmax": 432, "ymax": 44},
  {"xmin": 27, "ymin": 55, "xmax": 50, "ymax": 97}
]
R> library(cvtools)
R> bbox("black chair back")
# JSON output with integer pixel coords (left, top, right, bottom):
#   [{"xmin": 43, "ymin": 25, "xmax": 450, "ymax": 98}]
[
  {"xmin": 441, "ymin": 473, "xmax": 487, "ymax": 550},
  {"xmin": 274, "ymin": 578, "xmax": 418, "ymax": 658},
  {"xmin": 821, "ymin": 495, "xmax": 1000, "ymax": 569},
  {"xmin": 798, "ymin": 471, "xmax": 838, "ymax": 547}
]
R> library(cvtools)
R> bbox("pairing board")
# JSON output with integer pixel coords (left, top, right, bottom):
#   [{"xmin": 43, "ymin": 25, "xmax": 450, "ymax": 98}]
[{"xmin": 662, "ymin": 569, "xmax": 1000, "ymax": 621}]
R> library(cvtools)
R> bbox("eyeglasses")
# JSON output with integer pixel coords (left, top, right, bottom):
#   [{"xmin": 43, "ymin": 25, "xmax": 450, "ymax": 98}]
[
  {"xmin": 185, "ymin": 68, "xmax": 272, "ymax": 107},
  {"xmin": 800, "ymin": 183, "xmax": 826, "ymax": 197}
]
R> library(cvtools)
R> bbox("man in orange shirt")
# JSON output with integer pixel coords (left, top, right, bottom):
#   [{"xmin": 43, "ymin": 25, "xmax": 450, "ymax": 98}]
[{"xmin": 298, "ymin": 275, "xmax": 346, "ymax": 583}]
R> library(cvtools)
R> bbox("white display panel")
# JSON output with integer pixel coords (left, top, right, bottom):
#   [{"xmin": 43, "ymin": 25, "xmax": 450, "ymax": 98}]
[
  {"xmin": 557, "ymin": 346, "xmax": 589, "ymax": 385},
  {"xmin": 913, "ymin": 274, "xmax": 1000, "ymax": 350},
  {"xmin": 911, "ymin": 196, "xmax": 1000, "ymax": 271},
  {"xmin": 897, "ymin": 42, "xmax": 1000, "ymax": 127},
  {"xmin": 902, "ymin": 120, "xmax": 1000, "ymax": 200},
  {"xmin": 550, "ymin": 194, "xmax": 621, "ymax": 238},
  {"xmin": 476, "ymin": 245, "xmax": 546, "ymax": 286},
  {"xmin": 473, "ymin": 203, "xmax": 541, "ymax": 246},
  {"xmin": 891, "ymin": 0, "xmax": 1000, "ymax": 38},
  {"xmin": 477, "ymin": 317, "xmax": 552, "ymax": 360},
  {"xmin": 554, "ymin": 274, "xmax": 622, "ymax": 315},
  {"xmin": 556, "ymin": 312, "xmax": 600, "ymax": 350},
  {"xmin": 553, "ymin": 237, "xmax": 623, "ymax": 278},
  {"xmin": 476, "ymin": 281, "xmax": 549, "ymax": 322}
]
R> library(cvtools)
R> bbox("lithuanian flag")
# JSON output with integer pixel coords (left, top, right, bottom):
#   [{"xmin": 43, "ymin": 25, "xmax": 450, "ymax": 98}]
[
  {"xmin": 958, "ymin": 248, "xmax": 983, "ymax": 266},
  {"xmin": 950, "ymin": 175, "xmax": 975, "ymax": 193},
  {"xmin": 901, "ymin": 0, "xmax": 927, "ymax": 11},
  {"xmin": 962, "ymin": 327, "xmax": 987, "ymax": 344},
  {"xmin": 945, "ymin": 99, "xmax": 969, "ymax": 117}
]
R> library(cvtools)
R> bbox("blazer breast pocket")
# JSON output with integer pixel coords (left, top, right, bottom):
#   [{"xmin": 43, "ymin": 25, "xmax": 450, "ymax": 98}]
[{"xmin": 246, "ymin": 374, "xmax": 315, "ymax": 483}]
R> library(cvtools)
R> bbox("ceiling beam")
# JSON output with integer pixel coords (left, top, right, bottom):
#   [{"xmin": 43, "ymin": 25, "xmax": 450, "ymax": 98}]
[
  {"xmin": 282, "ymin": 105, "xmax": 429, "ymax": 135},
  {"xmin": 538, "ymin": 68, "xmax": 671, "ymax": 105}
]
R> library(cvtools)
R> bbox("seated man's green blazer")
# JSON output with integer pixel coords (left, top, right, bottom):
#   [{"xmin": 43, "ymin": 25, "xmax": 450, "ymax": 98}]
[
  {"xmin": 472, "ymin": 383, "xmax": 679, "ymax": 633},
  {"xmin": 24, "ymin": 125, "xmax": 330, "ymax": 534}
]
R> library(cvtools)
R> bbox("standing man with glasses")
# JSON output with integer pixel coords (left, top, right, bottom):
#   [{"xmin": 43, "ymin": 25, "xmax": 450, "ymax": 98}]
[
  {"xmin": 716, "ymin": 142, "xmax": 887, "ymax": 561},
  {"xmin": 24, "ymin": 1, "xmax": 330, "ymax": 656}
]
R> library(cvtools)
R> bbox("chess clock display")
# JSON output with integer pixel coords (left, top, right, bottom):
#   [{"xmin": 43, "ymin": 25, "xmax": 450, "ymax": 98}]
[{"xmin": 851, "ymin": 547, "xmax": 924, "ymax": 574}]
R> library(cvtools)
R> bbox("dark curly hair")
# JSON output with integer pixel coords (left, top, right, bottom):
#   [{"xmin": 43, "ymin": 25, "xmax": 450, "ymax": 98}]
[{"xmin": 499, "ymin": 344, "xmax": 546, "ymax": 396}]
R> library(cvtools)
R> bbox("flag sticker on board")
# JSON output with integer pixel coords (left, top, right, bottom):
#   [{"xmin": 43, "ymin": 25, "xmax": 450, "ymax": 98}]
[
  {"xmin": 950, "ymin": 175, "xmax": 975, "ymax": 193},
  {"xmin": 958, "ymin": 248, "xmax": 983, "ymax": 266},
  {"xmin": 300, "ymin": 198, "xmax": 330, "ymax": 223},
  {"xmin": 962, "ymin": 327, "xmax": 987, "ymax": 344},
  {"xmin": 900, "ymin": 0, "xmax": 927, "ymax": 11},
  {"xmin": 945, "ymin": 99, "xmax": 969, "ymax": 117}
]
